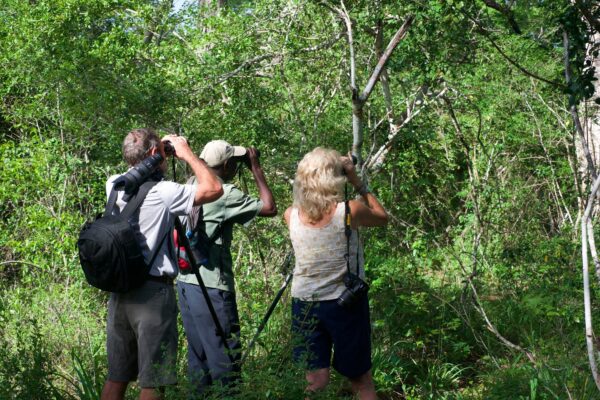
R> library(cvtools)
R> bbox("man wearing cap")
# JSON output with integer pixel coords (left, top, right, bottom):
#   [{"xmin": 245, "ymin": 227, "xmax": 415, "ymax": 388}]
[{"xmin": 176, "ymin": 140, "xmax": 277, "ymax": 394}]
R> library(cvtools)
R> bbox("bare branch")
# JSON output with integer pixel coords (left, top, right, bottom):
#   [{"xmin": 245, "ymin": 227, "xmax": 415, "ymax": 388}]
[
  {"xmin": 338, "ymin": 1, "xmax": 357, "ymax": 91},
  {"xmin": 469, "ymin": 278, "xmax": 537, "ymax": 363},
  {"xmin": 375, "ymin": 17, "xmax": 396, "ymax": 126},
  {"xmin": 481, "ymin": 0, "xmax": 522, "ymax": 34},
  {"xmin": 299, "ymin": 30, "xmax": 345, "ymax": 52},
  {"xmin": 485, "ymin": 31, "xmax": 565, "ymax": 88},
  {"xmin": 366, "ymin": 87, "xmax": 448, "ymax": 173},
  {"xmin": 524, "ymin": 98, "xmax": 574, "ymax": 225},
  {"xmin": 360, "ymin": 16, "xmax": 414, "ymax": 103},
  {"xmin": 574, "ymin": 0, "xmax": 600, "ymax": 34},
  {"xmin": 214, "ymin": 31, "xmax": 344, "ymax": 84},
  {"xmin": 464, "ymin": 11, "xmax": 566, "ymax": 89},
  {"xmin": 0, "ymin": 260, "xmax": 44, "ymax": 269},
  {"xmin": 323, "ymin": 1, "xmax": 414, "ymax": 168},
  {"xmin": 216, "ymin": 54, "xmax": 276, "ymax": 84},
  {"xmin": 587, "ymin": 222, "xmax": 600, "ymax": 283}
]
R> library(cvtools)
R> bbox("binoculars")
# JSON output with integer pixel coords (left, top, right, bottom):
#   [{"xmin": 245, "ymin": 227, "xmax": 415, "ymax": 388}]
[
  {"xmin": 234, "ymin": 148, "xmax": 261, "ymax": 162},
  {"xmin": 164, "ymin": 140, "xmax": 175, "ymax": 156}
]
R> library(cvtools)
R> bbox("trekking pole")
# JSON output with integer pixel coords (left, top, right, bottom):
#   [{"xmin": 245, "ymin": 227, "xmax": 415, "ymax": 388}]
[
  {"xmin": 240, "ymin": 251, "xmax": 294, "ymax": 365},
  {"xmin": 174, "ymin": 218, "xmax": 235, "ymax": 363}
]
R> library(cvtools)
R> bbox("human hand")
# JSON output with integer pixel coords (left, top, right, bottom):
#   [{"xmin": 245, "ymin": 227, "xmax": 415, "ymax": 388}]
[
  {"xmin": 341, "ymin": 152, "xmax": 361, "ymax": 188},
  {"xmin": 245, "ymin": 147, "xmax": 260, "ymax": 169},
  {"xmin": 162, "ymin": 134, "xmax": 192, "ymax": 161}
]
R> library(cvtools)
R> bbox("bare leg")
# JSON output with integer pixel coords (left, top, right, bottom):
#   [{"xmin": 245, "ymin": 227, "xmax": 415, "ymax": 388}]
[
  {"xmin": 101, "ymin": 380, "xmax": 128, "ymax": 400},
  {"xmin": 305, "ymin": 368, "xmax": 330, "ymax": 392},
  {"xmin": 350, "ymin": 369, "xmax": 377, "ymax": 400},
  {"xmin": 139, "ymin": 387, "xmax": 164, "ymax": 400}
]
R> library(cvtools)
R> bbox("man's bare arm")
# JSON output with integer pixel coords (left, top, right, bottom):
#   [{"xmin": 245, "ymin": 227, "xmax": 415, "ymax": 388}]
[
  {"xmin": 163, "ymin": 135, "xmax": 223, "ymax": 205},
  {"xmin": 246, "ymin": 147, "xmax": 277, "ymax": 217}
]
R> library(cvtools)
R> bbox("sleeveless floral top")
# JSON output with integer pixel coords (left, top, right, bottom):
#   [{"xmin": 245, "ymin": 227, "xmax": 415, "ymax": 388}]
[{"xmin": 289, "ymin": 203, "xmax": 364, "ymax": 301}]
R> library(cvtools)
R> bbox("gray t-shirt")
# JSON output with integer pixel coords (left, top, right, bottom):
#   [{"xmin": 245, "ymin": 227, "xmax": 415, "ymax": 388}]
[{"xmin": 106, "ymin": 175, "xmax": 196, "ymax": 278}]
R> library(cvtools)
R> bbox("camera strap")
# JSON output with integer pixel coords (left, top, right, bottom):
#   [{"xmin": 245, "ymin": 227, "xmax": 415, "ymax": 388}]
[
  {"xmin": 344, "ymin": 196, "xmax": 352, "ymax": 277},
  {"xmin": 343, "ymin": 184, "xmax": 361, "ymax": 277}
]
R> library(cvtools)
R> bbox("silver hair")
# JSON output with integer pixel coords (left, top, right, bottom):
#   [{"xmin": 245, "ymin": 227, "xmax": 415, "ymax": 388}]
[{"xmin": 122, "ymin": 128, "xmax": 160, "ymax": 166}]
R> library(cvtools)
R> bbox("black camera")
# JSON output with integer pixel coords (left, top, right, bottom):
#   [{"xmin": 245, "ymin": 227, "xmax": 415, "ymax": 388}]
[
  {"xmin": 113, "ymin": 153, "xmax": 163, "ymax": 196},
  {"xmin": 113, "ymin": 140, "xmax": 174, "ymax": 196},
  {"xmin": 337, "ymin": 273, "xmax": 369, "ymax": 308}
]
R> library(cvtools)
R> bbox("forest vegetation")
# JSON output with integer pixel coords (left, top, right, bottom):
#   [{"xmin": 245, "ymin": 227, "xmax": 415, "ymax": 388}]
[{"xmin": 1, "ymin": 0, "xmax": 600, "ymax": 399}]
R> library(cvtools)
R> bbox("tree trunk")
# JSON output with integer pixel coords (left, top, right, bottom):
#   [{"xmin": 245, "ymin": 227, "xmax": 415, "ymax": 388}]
[
  {"xmin": 574, "ymin": 24, "xmax": 600, "ymax": 394},
  {"xmin": 199, "ymin": 0, "xmax": 225, "ymax": 15},
  {"xmin": 564, "ymin": 30, "xmax": 598, "ymax": 186},
  {"xmin": 348, "ymin": 13, "xmax": 413, "ymax": 166},
  {"xmin": 582, "ymin": 31, "xmax": 600, "ymax": 180},
  {"xmin": 143, "ymin": 0, "xmax": 174, "ymax": 45},
  {"xmin": 199, "ymin": 0, "xmax": 225, "ymax": 7}
]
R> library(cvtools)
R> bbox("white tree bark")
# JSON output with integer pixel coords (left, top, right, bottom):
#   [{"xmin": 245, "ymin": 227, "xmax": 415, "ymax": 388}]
[
  {"xmin": 199, "ymin": 0, "xmax": 225, "ymax": 9},
  {"xmin": 323, "ymin": 1, "xmax": 412, "ymax": 167},
  {"xmin": 581, "ymin": 173, "xmax": 600, "ymax": 391},
  {"xmin": 574, "ymin": 23, "xmax": 600, "ymax": 394},
  {"xmin": 581, "ymin": 32, "xmax": 600, "ymax": 179},
  {"xmin": 564, "ymin": 30, "xmax": 598, "ymax": 182}
]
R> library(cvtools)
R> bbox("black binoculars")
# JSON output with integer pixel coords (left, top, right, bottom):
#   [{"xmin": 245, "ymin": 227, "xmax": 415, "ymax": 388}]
[
  {"xmin": 164, "ymin": 140, "xmax": 175, "ymax": 156},
  {"xmin": 235, "ymin": 148, "xmax": 261, "ymax": 162}
]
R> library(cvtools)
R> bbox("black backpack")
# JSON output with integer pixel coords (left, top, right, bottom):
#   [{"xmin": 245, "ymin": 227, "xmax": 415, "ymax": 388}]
[{"xmin": 77, "ymin": 181, "xmax": 167, "ymax": 293}]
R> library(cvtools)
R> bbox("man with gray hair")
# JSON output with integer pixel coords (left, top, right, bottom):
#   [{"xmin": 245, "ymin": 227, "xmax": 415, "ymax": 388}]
[{"xmin": 101, "ymin": 128, "xmax": 223, "ymax": 400}]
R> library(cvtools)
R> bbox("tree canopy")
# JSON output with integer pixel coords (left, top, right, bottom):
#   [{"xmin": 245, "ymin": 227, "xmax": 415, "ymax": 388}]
[{"xmin": 1, "ymin": 0, "xmax": 600, "ymax": 398}]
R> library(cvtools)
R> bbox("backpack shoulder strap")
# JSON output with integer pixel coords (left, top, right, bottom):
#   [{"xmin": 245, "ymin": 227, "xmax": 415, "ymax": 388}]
[
  {"xmin": 104, "ymin": 188, "xmax": 119, "ymax": 216},
  {"xmin": 120, "ymin": 180, "xmax": 164, "ymax": 269},
  {"xmin": 186, "ymin": 175, "xmax": 225, "ymax": 246},
  {"xmin": 207, "ymin": 222, "xmax": 224, "ymax": 245},
  {"xmin": 192, "ymin": 206, "xmax": 225, "ymax": 246},
  {"xmin": 146, "ymin": 228, "xmax": 169, "ymax": 269},
  {"xmin": 120, "ymin": 181, "xmax": 160, "ymax": 220},
  {"xmin": 187, "ymin": 204, "xmax": 202, "ymax": 232}
]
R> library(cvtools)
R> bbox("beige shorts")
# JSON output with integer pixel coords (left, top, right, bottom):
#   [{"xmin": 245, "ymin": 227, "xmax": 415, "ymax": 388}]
[{"xmin": 106, "ymin": 280, "xmax": 178, "ymax": 387}]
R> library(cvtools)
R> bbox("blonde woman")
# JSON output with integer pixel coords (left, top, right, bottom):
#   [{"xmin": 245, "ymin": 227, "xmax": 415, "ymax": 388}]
[{"xmin": 284, "ymin": 147, "xmax": 388, "ymax": 400}]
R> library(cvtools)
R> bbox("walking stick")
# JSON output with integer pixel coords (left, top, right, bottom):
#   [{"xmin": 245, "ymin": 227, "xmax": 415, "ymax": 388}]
[
  {"xmin": 174, "ymin": 218, "xmax": 235, "ymax": 363},
  {"xmin": 241, "ymin": 251, "xmax": 294, "ymax": 364}
]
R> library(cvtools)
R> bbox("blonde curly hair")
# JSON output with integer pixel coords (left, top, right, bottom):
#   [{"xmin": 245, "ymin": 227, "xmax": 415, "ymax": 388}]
[{"xmin": 293, "ymin": 147, "xmax": 346, "ymax": 222}]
